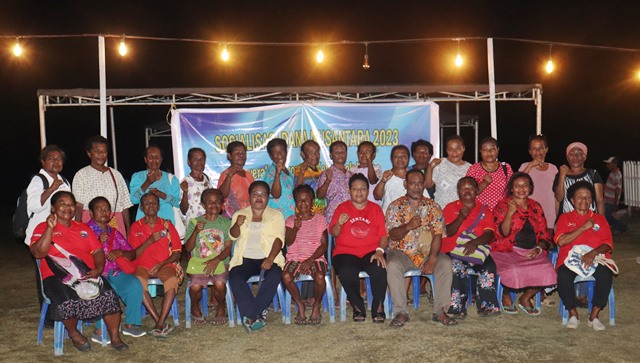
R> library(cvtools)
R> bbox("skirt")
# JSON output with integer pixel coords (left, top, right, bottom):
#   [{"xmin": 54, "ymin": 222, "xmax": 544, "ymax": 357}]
[
  {"xmin": 43, "ymin": 276, "xmax": 121, "ymax": 321},
  {"xmin": 491, "ymin": 247, "xmax": 557, "ymax": 289}
]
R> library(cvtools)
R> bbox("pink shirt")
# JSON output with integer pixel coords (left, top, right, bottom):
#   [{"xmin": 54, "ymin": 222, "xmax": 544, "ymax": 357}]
[
  {"xmin": 519, "ymin": 162, "xmax": 558, "ymax": 228},
  {"xmin": 466, "ymin": 162, "xmax": 513, "ymax": 211},
  {"xmin": 285, "ymin": 214, "xmax": 327, "ymax": 263}
]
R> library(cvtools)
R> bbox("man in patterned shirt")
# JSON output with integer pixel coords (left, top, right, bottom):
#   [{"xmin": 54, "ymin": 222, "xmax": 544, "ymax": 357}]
[{"xmin": 385, "ymin": 169, "xmax": 455, "ymax": 327}]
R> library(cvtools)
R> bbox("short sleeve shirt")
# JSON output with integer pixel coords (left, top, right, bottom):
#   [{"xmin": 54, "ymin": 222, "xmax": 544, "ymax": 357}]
[
  {"xmin": 185, "ymin": 215, "xmax": 231, "ymax": 275},
  {"xmin": 285, "ymin": 213, "xmax": 327, "ymax": 263},
  {"xmin": 432, "ymin": 159, "xmax": 471, "ymax": 208},
  {"xmin": 442, "ymin": 200, "xmax": 495, "ymax": 254},
  {"xmin": 466, "ymin": 162, "xmax": 513, "ymax": 211},
  {"xmin": 318, "ymin": 166, "xmax": 353, "ymax": 224},
  {"xmin": 330, "ymin": 201, "xmax": 387, "ymax": 258}
]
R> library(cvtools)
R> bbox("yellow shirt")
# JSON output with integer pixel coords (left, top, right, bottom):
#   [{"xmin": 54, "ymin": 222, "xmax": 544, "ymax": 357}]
[{"xmin": 229, "ymin": 206, "xmax": 285, "ymax": 269}]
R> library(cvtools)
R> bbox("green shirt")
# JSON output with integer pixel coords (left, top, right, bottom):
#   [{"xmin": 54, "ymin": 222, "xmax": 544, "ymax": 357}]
[{"xmin": 185, "ymin": 215, "xmax": 231, "ymax": 275}]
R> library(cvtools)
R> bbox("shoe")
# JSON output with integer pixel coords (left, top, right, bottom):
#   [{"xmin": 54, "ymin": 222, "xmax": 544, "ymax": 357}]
[
  {"xmin": 122, "ymin": 325, "xmax": 147, "ymax": 337},
  {"xmin": 566, "ymin": 316, "xmax": 579, "ymax": 329},
  {"xmin": 242, "ymin": 316, "xmax": 253, "ymax": 333},
  {"xmin": 111, "ymin": 341, "xmax": 129, "ymax": 352},
  {"xmin": 251, "ymin": 319, "xmax": 266, "ymax": 331},
  {"xmin": 588, "ymin": 318, "xmax": 606, "ymax": 331},
  {"xmin": 91, "ymin": 332, "xmax": 110, "ymax": 344},
  {"xmin": 431, "ymin": 313, "xmax": 458, "ymax": 326},
  {"xmin": 72, "ymin": 338, "xmax": 92, "ymax": 352}
]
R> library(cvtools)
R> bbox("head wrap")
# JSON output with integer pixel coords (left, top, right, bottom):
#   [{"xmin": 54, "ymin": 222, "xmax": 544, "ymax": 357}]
[{"xmin": 566, "ymin": 142, "xmax": 587, "ymax": 157}]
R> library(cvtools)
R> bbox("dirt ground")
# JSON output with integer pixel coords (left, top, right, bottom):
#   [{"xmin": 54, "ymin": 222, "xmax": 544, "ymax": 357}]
[{"xmin": 1, "ymin": 212, "xmax": 639, "ymax": 363}]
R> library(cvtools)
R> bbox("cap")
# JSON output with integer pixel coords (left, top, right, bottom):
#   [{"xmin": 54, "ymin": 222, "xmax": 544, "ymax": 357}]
[{"xmin": 603, "ymin": 156, "xmax": 617, "ymax": 164}]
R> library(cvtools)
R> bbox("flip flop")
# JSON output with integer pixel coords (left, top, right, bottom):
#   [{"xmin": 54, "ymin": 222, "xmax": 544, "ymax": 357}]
[
  {"xmin": 308, "ymin": 315, "xmax": 322, "ymax": 325},
  {"xmin": 294, "ymin": 316, "xmax": 308, "ymax": 325},
  {"xmin": 210, "ymin": 316, "xmax": 228, "ymax": 326},
  {"xmin": 502, "ymin": 303, "xmax": 518, "ymax": 315},
  {"xmin": 191, "ymin": 314, "xmax": 208, "ymax": 326},
  {"xmin": 517, "ymin": 303, "xmax": 541, "ymax": 316}
]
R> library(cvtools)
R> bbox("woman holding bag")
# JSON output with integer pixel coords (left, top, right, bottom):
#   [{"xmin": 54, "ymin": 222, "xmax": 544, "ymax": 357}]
[
  {"xmin": 30, "ymin": 191, "xmax": 128, "ymax": 352},
  {"xmin": 555, "ymin": 181, "xmax": 614, "ymax": 330},
  {"xmin": 491, "ymin": 172, "xmax": 556, "ymax": 316},
  {"xmin": 442, "ymin": 177, "xmax": 500, "ymax": 318}
]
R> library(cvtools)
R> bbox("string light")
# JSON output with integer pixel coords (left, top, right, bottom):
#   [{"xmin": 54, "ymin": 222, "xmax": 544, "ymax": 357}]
[
  {"xmin": 221, "ymin": 45, "xmax": 230, "ymax": 62},
  {"xmin": 12, "ymin": 37, "xmax": 22, "ymax": 57},
  {"xmin": 454, "ymin": 39, "xmax": 463, "ymax": 67},
  {"xmin": 362, "ymin": 43, "xmax": 370, "ymax": 70},
  {"xmin": 118, "ymin": 35, "xmax": 127, "ymax": 56},
  {"xmin": 545, "ymin": 45, "xmax": 554, "ymax": 74},
  {"xmin": 316, "ymin": 49, "xmax": 324, "ymax": 63}
]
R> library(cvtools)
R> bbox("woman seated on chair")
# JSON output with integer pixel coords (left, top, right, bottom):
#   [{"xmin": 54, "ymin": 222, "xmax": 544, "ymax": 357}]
[
  {"xmin": 442, "ymin": 177, "xmax": 500, "ymax": 319},
  {"xmin": 282, "ymin": 184, "xmax": 328, "ymax": 325},
  {"xmin": 228, "ymin": 180, "xmax": 285, "ymax": 332},
  {"xmin": 491, "ymin": 172, "xmax": 557, "ymax": 316},
  {"xmin": 184, "ymin": 188, "xmax": 232, "ymax": 326},
  {"xmin": 128, "ymin": 192, "xmax": 182, "ymax": 338},
  {"xmin": 331, "ymin": 173, "xmax": 388, "ymax": 323},
  {"xmin": 87, "ymin": 196, "xmax": 146, "ymax": 339},
  {"xmin": 555, "ymin": 181, "xmax": 614, "ymax": 331},
  {"xmin": 30, "ymin": 191, "xmax": 128, "ymax": 352}
]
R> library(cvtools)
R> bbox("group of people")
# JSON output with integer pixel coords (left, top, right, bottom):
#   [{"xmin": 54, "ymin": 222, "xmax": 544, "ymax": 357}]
[{"xmin": 25, "ymin": 132, "xmax": 623, "ymax": 352}]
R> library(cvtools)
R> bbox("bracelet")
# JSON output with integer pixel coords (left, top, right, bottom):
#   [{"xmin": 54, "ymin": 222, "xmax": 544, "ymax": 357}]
[
  {"xmin": 376, "ymin": 247, "xmax": 385, "ymax": 254},
  {"xmin": 534, "ymin": 246, "xmax": 543, "ymax": 253}
]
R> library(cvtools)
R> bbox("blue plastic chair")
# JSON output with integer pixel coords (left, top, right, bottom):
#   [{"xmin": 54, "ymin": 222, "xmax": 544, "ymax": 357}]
[
  {"xmin": 142, "ymin": 278, "xmax": 179, "ymax": 327},
  {"xmin": 388, "ymin": 270, "xmax": 435, "ymax": 317},
  {"xmin": 36, "ymin": 260, "xmax": 108, "ymax": 356},
  {"xmin": 339, "ymin": 271, "xmax": 390, "ymax": 321},
  {"xmin": 185, "ymin": 279, "xmax": 235, "ymax": 328},
  {"xmin": 282, "ymin": 273, "xmax": 336, "ymax": 324}
]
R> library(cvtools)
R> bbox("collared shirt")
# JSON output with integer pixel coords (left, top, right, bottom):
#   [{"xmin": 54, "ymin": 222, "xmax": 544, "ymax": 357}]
[
  {"xmin": 442, "ymin": 200, "xmax": 495, "ymax": 253},
  {"xmin": 555, "ymin": 210, "xmax": 613, "ymax": 270},
  {"xmin": 385, "ymin": 195, "xmax": 445, "ymax": 266},
  {"xmin": 264, "ymin": 162, "xmax": 296, "ymax": 219},
  {"xmin": 492, "ymin": 197, "xmax": 551, "ymax": 253},
  {"xmin": 128, "ymin": 217, "xmax": 182, "ymax": 269}
]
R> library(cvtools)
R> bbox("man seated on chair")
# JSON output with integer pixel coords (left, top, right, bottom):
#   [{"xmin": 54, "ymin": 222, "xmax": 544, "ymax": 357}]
[
  {"xmin": 385, "ymin": 169, "xmax": 456, "ymax": 327},
  {"xmin": 129, "ymin": 193, "xmax": 182, "ymax": 338}
]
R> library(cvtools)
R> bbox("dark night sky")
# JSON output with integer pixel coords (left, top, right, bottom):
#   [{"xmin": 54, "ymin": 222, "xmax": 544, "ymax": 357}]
[{"xmin": 1, "ymin": 0, "xmax": 639, "ymax": 208}]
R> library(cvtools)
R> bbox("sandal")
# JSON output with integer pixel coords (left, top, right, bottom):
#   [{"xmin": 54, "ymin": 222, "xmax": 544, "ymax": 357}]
[
  {"xmin": 308, "ymin": 315, "xmax": 322, "ymax": 325},
  {"xmin": 502, "ymin": 303, "xmax": 518, "ymax": 315},
  {"xmin": 541, "ymin": 299, "xmax": 557, "ymax": 307},
  {"xmin": 450, "ymin": 311, "xmax": 467, "ymax": 320},
  {"xmin": 517, "ymin": 303, "xmax": 541, "ymax": 316},
  {"xmin": 191, "ymin": 314, "xmax": 208, "ymax": 326},
  {"xmin": 210, "ymin": 316, "xmax": 228, "ymax": 326},
  {"xmin": 390, "ymin": 313, "xmax": 409, "ymax": 327},
  {"xmin": 353, "ymin": 310, "xmax": 366, "ymax": 322},
  {"xmin": 478, "ymin": 307, "xmax": 501, "ymax": 318},
  {"xmin": 431, "ymin": 313, "xmax": 458, "ymax": 326},
  {"xmin": 294, "ymin": 316, "xmax": 308, "ymax": 325},
  {"xmin": 372, "ymin": 312, "xmax": 386, "ymax": 324}
]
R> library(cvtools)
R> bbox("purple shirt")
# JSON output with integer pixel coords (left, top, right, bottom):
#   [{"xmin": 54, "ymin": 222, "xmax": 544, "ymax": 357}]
[
  {"xmin": 87, "ymin": 219, "xmax": 133, "ymax": 277},
  {"xmin": 318, "ymin": 165, "xmax": 353, "ymax": 224}
]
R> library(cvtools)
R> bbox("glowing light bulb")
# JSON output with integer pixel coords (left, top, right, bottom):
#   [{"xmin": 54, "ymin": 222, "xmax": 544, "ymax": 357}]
[
  {"xmin": 316, "ymin": 50, "xmax": 324, "ymax": 64},
  {"xmin": 637, "ymin": 70, "xmax": 640, "ymax": 80},
  {"xmin": 221, "ymin": 47, "xmax": 230, "ymax": 62},
  {"xmin": 455, "ymin": 53, "xmax": 463, "ymax": 67},
  {"xmin": 546, "ymin": 59, "xmax": 554, "ymax": 74},
  {"xmin": 12, "ymin": 40, "xmax": 22, "ymax": 57},
  {"xmin": 118, "ymin": 38, "xmax": 127, "ymax": 56},
  {"xmin": 362, "ymin": 54, "xmax": 370, "ymax": 70}
]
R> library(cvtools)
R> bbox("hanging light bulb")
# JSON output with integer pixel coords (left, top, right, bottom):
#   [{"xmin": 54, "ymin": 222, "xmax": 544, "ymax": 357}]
[
  {"xmin": 362, "ymin": 43, "xmax": 370, "ymax": 70},
  {"xmin": 118, "ymin": 35, "xmax": 127, "ymax": 56},
  {"xmin": 316, "ymin": 49, "xmax": 324, "ymax": 64},
  {"xmin": 545, "ymin": 45, "xmax": 554, "ymax": 74},
  {"xmin": 12, "ymin": 38, "xmax": 22, "ymax": 57},
  {"xmin": 454, "ymin": 39, "xmax": 463, "ymax": 67},
  {"xmin": 221, "ymin": 45, "xmax": 230, "ymax": 62}
]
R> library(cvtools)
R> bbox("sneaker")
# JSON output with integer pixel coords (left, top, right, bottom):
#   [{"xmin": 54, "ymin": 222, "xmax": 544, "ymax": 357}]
[
  {"xmin": 251, "ymin": 319, "xmax": 266, "ymax": 331},
  {"xmin": 566, "ymin": 316, "xmax": 579, "ymax": 329},
  {"xmin": 91, "ymin": 332, "xmax": 111, "ymax": 344},
  {"xmin": 122, "ymin": 325, "xmax": 147, "ymax": 337},
  {"xmin": 588, "ymin": 318, "xmax": 606, "ymax": 331}
]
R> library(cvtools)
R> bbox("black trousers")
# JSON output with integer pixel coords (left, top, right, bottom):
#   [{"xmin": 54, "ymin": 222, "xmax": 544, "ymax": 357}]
[
  {"xmin": 333, "ymin": 252, "xmax": 387, "ymax": 317},
  {"xmin": 557, "ymin": 264, "xmax": 612, "ymax": 311}
]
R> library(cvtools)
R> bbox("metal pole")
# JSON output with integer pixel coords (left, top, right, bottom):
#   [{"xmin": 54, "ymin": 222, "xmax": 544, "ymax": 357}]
[
  {"xmin": 455, "ymin": 101, "xmax": 460, "ymax": 135},
  {"xmin": 474, "ymin": 120, "xmax": 479, "ymax": 163},
  {"xmin": 109, "ymin": 107, "xmax": 117, "ymax": 170},
  {"xmin": 535, "ymin": 87, "xmax": 542, "ymax": 135},
  {"xmin": 487, "ymin": 38, "xmax": 497, "ymax": 139},
  {"xmin": 98, "ymin": 35, "xmax": 107, "ymax": 138},
  {"xmin": 38, "ymin": 95, "xmax": 47, "ymax": 148}
]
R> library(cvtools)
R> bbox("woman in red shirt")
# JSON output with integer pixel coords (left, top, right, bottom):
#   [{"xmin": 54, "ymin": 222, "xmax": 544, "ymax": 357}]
[
  {"xmin": 330, "ymin": 173, "xmax": 388, "ymax": 323},
  {"xmin": 555, "ymin": 181, "xmax": 613, "ymax": 331}
]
